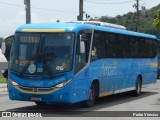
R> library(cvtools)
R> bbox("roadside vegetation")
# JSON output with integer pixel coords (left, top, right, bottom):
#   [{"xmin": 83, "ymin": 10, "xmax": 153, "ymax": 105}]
[
  {"xmin": 0, "ymin": 76, "xmax": 7, "ymax": 83},
  {"xmin": 91, "ymin": 4, "xmax": 160, "ymax": 39},
  {"xmin": 153, "ymin": 9, "xmax": 160, "ymax": 31}
]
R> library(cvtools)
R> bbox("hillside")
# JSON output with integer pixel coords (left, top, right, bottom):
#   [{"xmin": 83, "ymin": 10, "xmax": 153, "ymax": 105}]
[{"xmin": 97, "ymin": 4, "xmax": 160, "ymax": 38}]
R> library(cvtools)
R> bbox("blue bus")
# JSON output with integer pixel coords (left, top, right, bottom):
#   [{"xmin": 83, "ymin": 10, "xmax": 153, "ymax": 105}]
[
  {"xmin": 2, "ymin": 21, "xmax": 158, "ymax": 107},
  {"xmin": 157, "ymin": 39, "xmax": 160, "ymax": 78}
]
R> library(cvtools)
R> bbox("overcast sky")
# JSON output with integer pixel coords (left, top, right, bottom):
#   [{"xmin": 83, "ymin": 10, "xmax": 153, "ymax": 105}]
[{"xmin": 0, "ymin": 0, "xmax": 159, "ymax": 37}]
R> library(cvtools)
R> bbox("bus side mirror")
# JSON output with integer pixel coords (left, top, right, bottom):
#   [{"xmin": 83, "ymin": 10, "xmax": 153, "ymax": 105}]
[
  {"xmin": 79, "ymin": 35, "xmax": 86, "ymax": 54},
  {"xmin": 1, "ymin": 41, "xmax": 6, "ymax": 54},
  {"xmin": 3, "ymin": 35, "xmax": 14, "ymax": 61}
]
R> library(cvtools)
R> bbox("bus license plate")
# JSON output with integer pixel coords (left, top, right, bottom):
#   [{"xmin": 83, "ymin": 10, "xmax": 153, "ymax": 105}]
[{"xmin": 31, "ymin": 97, "xmax": 42, "ymax": 101}]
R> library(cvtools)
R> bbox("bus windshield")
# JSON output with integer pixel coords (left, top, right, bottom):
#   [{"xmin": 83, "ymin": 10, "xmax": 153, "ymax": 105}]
[{"xmin": 9, "ymin": 33, "xmax": 74, "ymax": 76}]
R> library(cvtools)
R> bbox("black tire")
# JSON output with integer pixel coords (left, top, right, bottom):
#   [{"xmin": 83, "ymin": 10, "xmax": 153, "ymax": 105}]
[
  {"xmin": 133, "ymin": 77, "xmax": 142, "ymax": 96},
  {"xmin": 35, "ymin": 101, "xmax": 46, "ymax": 106},
  {"xmin": 85, "ymin": 83, "xmax": 96, "ymax": 107}
]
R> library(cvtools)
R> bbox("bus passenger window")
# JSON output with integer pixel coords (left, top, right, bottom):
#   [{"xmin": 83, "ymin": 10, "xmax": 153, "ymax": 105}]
[
  {"xmin": 92, "ymin": 31, "xmax": 106, "ymax": 59},
  {"xmin": 91, "ymin": 46, "xmax": 98, "ymax": 61},
  {"xmin": 106, "ymin": 34, "xmax": 118, "ymax": 58},
  {"xmin": 131, "ymin": 38, "xmax": 139, "ymax": 58}
]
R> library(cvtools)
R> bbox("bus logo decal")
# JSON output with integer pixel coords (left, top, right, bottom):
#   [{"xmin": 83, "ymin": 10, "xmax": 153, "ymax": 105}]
[{"xmin": 100, "ymin": 63, "xmax": 117, "ymax": 77}]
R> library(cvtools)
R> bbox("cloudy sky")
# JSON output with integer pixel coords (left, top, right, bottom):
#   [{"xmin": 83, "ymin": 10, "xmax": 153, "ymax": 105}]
[{"xmin": 0, "ymin": 0, "xmax": 159, "ymax": 37}]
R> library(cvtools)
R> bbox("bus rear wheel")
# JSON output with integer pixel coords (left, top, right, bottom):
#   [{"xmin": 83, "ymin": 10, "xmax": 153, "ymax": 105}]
[
  {"xmin": 85, "ymin": 83, "xmax": 96, "ymax": 107},
  {"xmin": 133, "ymin": 77, "xmax": 142, "ymax": 96}
]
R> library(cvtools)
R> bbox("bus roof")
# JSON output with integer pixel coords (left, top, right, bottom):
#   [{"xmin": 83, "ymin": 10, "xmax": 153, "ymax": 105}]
[{"xmin": 16, "ymin": 22, "xmax": 157, "ymax": 39}]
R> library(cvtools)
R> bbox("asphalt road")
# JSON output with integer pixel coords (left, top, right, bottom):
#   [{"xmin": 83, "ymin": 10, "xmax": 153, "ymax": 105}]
[{"xmin": 0, "ymin": 80, "xmax": 160, "ymax": 118}]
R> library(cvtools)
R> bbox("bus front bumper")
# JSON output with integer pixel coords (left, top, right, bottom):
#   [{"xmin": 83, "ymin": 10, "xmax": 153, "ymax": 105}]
[{"xmin": 7, "ymin": 82, "xmax": 78, "ymax": 104}]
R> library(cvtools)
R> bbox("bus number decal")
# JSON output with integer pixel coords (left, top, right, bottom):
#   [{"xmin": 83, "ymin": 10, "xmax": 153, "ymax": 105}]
[{"xmin": 56, "ymin": 66, "xmax": 64, "ymax": 71}]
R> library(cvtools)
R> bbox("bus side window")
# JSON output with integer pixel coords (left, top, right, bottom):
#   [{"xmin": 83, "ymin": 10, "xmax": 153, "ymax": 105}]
[
  {"xmin": 92, "ymin": 31, "xmax": 106, "ymax": 60},
  {"xmin": 146, "ymin": 39, "xmax": 153, "ymax": 58},
  {"xmin": 139, "ymin": 38, "xmax": 146, "ymax": 58},
  {"xmin": 117, "ymin": 35, "xmax": 130, "ymax": 58},
  {"xmin": 91, "ymin": 32, "xmax": 99, "ymax": 60},
  {"xmin": 106, "ymin": 33, "xmax": 118, "ymax": 58},
  {"xmin": 152, "ymin": 39, "xmax": 157, "ymax": 58},
  {"xmin": 131, "ymin": 38, "xmax": 139, "ymax": 58}
]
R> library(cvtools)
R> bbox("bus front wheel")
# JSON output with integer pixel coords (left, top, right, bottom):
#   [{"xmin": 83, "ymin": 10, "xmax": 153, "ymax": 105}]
[
  {"xmin": 35, "ymin": 101, "xmax": 46, "ymax": 106},
  {"xmin": 85, "ymin": 83, "xmax": 96, "ymax": 107}
]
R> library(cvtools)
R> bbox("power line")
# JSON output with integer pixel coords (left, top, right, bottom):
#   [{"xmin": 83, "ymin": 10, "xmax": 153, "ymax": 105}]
[
  {"xmin": 0, "ymin": 1, "xmax": 23, "ymax": 7},
  {"xmin": 32, "ymin": 6, "xmax": 78, "ymax": 14},
  {"xmin": 85, "ymin": 0, "xmax": 135, "ymax": 5},
  {"xmin": 86, "ymin": 0, "xmax": 112, "ymax": 1},
  {"xmin": 0, "ymin": 1, "xmax": 78, "ymax": 14}
]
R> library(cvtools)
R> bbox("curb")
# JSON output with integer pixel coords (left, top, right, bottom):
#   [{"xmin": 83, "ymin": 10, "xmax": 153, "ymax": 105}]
[
  {"xmin": 0, "ymin": 88, "xmax": 8, "ymax": 92},
  {"xmin": 0, "ymin": 83, "xmax": 8, "ymax": 93},
  {"xmin": 0, "ymin": 83, "xmax": 7, "ymax": 87}
]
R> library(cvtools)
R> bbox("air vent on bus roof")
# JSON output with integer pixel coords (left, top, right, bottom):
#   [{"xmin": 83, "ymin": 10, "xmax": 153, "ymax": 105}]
[{"xmin": 69, "ymin": 21, "xmax": 126, "ymax": 30}]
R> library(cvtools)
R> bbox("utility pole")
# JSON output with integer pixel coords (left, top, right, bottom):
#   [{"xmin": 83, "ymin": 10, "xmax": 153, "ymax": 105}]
[
  {"xmin": 133, "ymin": 0, "xmax": 139, "ymax": 31},
  {"xmin": 77, "ymin": 0, "xmax": 83, "ymax": 21},
  {"xmin": 136, "ymin": 0, "xmax": 139, "ymax": 32},
  {"xmin": 24, "ymin": 0, "xmax": 31, "ymax": 24}
]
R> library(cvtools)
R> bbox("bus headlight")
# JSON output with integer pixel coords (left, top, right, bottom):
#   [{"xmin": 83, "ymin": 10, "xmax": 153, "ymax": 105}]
[
  {"xmin": 9, "ymin": 78, "xmax": 19, "ymax": 86},
  {"xmin": 55, "ymin": 79, "xmax": 72, "ymax": 88}
]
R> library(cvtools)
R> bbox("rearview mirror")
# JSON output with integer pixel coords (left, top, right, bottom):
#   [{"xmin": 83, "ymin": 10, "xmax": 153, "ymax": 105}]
[{"xmin": 3, "ymin": 35, "xmax": 14, "ymax": 61}]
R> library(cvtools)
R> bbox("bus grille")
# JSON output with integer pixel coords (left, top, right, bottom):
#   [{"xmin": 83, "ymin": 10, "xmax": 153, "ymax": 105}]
[{"xmin": 19, "ymin": 86, "xmax": 54, "ymax": 92}]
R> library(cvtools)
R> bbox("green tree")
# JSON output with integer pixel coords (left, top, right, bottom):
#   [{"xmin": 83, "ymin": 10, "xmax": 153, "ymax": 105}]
[
  {"xmin": 153, "ymin": 9, "xmax": 160, "ymax": 30},
  {"xmin": 0, "ymin": 37, "xmax": 4, "ymax": 48}
]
